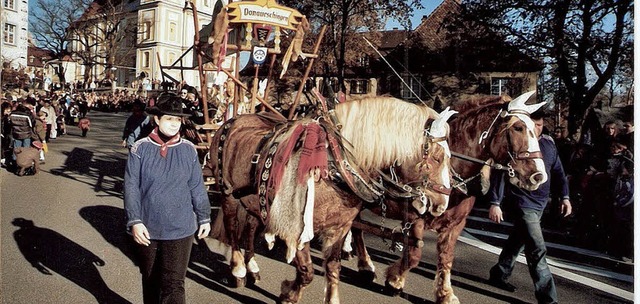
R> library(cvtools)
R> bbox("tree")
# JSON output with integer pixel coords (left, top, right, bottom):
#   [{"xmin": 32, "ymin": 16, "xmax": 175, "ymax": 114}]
[
  {"xmin": 66, "ymin": 0, "xmax": 137, "ymax": 87},
  {"xmin": 29, "ymin": 0, "xmax": 91, "ymax": 84},
  {"xmin": 453, "ymin": 0, "xmax": 633, "ymax": 137},
  {"xmin": 30, "ymin": 0, "xmax": 137, "ymax": 87},
  {"xmin": 280, "ymin": 0, "xmax": 423, "ymax": 92}
]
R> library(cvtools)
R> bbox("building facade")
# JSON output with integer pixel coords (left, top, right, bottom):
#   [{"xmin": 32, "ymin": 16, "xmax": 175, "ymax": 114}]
[{"xmin": 1, "ymin": 0, "xmax": 29, "ymax": 69}]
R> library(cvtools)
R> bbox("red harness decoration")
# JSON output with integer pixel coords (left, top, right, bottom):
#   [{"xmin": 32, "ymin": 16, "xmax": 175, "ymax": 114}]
[
  {"xmin": 297, "ymin": 123, "xmax": 328, "ymax": 183},
  {"xmin": 268, "ymin": 124, "xmax": 305, "ymax": 193},
  {"xmin": 267, "ymin": 123, "xmax": 329, "ymax": 195}
]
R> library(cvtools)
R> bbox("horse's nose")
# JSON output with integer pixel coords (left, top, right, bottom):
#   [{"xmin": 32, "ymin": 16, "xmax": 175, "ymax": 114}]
[
  {"xmin": 429, "ymin": 195, "xmax": 449, "ymax": 217},
  {"xmin": 530, "ymin": 172, "xmax": 546, "ymax": 185}
]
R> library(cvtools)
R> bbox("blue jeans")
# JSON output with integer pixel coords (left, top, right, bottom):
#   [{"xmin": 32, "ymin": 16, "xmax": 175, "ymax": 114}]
[
  {"xmin": 490, "ymin": 208, "xmax": 558, "ymax": 304},
  {"xmin": 12, "ymin": 138, "xmax": 32, "ymax": 161},
  {"xmin": 135, "ymin": 235, "xmax": 193, "ymax": 304}
]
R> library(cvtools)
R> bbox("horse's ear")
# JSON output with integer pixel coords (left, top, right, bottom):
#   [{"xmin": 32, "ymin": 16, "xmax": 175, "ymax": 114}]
[{"xmin": 479, "ymin": 159, "xmax": 493, "ymax": 195}]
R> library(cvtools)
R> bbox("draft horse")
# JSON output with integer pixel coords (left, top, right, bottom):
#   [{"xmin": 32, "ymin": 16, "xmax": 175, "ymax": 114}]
[
  {"xmin": 204, "ymin": 96, "xmax": 455, "ymax": 304},
  {"xmin": 348, "ymin": 91, "xmax": 549, "ymax": 304}
]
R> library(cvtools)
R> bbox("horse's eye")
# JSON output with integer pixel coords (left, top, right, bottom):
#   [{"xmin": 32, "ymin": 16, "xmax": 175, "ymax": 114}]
[{"xmin": 513, "ymin": 126, "xmax": 524, "ymax": 132}]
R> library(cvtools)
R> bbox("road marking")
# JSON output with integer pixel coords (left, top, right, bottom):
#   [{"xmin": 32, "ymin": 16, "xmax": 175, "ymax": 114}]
[{"xmin": 459, "ymin": 230, "xmax": 633, "ymax": 302}]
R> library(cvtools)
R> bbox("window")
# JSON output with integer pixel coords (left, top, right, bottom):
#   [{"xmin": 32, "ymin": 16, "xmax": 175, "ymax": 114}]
[
  {"xmin": 3, "ymin": 0, "xmax": 15, "ymax": 10},
  {"xmin": 349, "ymin": 79, "xmax": 369, "ymax": 94},
  {"xmin": 142, "ymin": 51, "xmax": 150, "ymax": 68},
  {"xmin": 3, "ymin": 23, "xmax": 15, "ymax": 44},
  {"xmin": 142, "ymin": 21, "xmax": 153, "ymax": 40},
  {"xmin": 140, "ymin": 11, "xmax": 155, "ymax": 41},
  {"xmin": 357, "ymin": 56, "xmax": 369, "ymax": 68},
  {"xmin": 169, "ymin": 22, "xmax": 177, "ymax": 42},
  {"xmin": 167, "ymin": 52, "xmax": 176, "ymax": 65},
  {"xmin": 491, "ymin": 77, "xmax": 523, "ymax": 97},
  {"xmin": 400, "ymin": 75, "xmax": 421, "ymax": 99}
]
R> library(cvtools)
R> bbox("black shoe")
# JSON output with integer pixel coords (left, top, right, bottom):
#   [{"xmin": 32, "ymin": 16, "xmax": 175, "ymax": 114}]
[{"xmin": 488, "ymin": 277, "xmax": 517, "ymax": 292}]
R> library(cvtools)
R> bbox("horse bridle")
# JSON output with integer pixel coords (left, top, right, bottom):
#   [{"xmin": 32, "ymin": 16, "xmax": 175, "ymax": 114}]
[{"xmin": 453, "ymin": 108, "xmax": 543, "ymax": 178}]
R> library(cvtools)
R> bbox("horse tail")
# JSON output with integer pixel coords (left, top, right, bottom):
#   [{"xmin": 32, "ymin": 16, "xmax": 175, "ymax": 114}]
[
  {"xmin": 209, "ymin": 202, "xmax": 249, "ymax": 245},
  {"xmin": 209, "ymin": 209, "xmax": 227, "ymax": 243}
]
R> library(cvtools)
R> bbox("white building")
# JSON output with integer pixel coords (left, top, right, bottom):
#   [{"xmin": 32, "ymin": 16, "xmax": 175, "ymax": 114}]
[
  {"xmin": 1, "ymin": 0, "xmax": 29, "ymax": 68},
  {"xmin": 68, "ymin": 0, "xmax": 216, "ymax": 89},
  {"xmin": 136, "ymin": 0, "xmax": 215, "ymax": 88}
]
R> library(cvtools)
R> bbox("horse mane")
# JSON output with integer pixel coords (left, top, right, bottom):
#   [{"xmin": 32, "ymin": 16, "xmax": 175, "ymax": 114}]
[
  {"xmin": 449, "ymin": 94, "xmax": 510, "ymax": 115},
  {"xmin": 334, "ymin": 96, "xmax": 439, "ymax": 173}
]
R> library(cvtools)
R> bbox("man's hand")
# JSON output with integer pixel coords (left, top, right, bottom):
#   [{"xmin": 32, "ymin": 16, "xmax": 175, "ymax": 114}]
[
  {"xmin": 131, "ymin": 223, "xmax": 151, "ymax": 246},
  {"xmin": 488, "ymin": 205, "xmax": 504, "ymax": 224},
  {"xmin": 560, "ymin": 199, "xmax": 572, "ymax": 217},
  {"xmin": 121, "ymin": 139, "xmax": 127, "ymax": 148},
  {"xmin": 197, "ymin": 223, "xmax": 211, "ymax": 239}
]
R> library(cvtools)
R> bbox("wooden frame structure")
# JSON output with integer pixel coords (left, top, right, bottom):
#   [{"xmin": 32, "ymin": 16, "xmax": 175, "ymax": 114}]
[{"xmin": 156, "ymin": 0, "xmax": 326, "ymax": 149}]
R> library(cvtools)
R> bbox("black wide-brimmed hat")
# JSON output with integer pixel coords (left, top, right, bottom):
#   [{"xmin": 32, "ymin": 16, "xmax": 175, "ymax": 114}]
[{"xmin": 145, "ymin": 93, "xmax": 190, "ymax": 117}]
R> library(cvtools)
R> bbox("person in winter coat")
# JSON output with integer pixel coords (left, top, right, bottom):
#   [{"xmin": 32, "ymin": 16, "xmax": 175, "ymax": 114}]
[{"xmin": 124, "ymin": 92, "xmax": 211, "ymax": 304}]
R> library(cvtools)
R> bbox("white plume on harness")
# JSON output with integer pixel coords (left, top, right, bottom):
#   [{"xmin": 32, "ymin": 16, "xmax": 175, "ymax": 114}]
[
  {"xmin": 503, "ymin": 91, "xmax": 547, "ymax": 153},
  {"xmin": 428, "ymin": 107, "xmax": 458, "ymax": 157}
]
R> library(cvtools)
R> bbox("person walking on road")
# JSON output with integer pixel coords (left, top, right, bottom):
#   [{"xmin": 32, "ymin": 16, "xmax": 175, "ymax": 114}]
[
  {"xmin": 124, "ymin": 93, "xmax": 211, "ymax": 304},
  {"xmin": 122, "ymin": 100, "xmax": 152, "ymax": 149},
  {"xmin": 487, "ymin": 110, "xmax": 572, "ymax": 304}
]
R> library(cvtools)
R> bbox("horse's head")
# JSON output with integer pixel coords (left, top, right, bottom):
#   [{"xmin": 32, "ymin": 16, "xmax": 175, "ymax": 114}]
[
  {"xmin": 410, "ymin": 107, "xmax": 457, "ymax": 217},
  {"xmin": 487, "ymin": 91, "xmax": 548, "ymax": 191}
]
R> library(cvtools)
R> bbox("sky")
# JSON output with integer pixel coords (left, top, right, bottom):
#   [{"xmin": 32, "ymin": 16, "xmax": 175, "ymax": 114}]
[{"xmin": 385, "ymin": 0, "xmax": 445, "ymax": 30}]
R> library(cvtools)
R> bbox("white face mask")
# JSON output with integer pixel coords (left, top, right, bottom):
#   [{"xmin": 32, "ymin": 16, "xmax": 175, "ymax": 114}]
[{"xmin": 155, "ymin": 115, "xmax": 182, "ymax": 137}]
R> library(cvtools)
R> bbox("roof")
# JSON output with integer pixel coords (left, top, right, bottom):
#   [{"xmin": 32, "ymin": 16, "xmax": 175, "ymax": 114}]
[
  {"xmin": 412, "ymin": 0, "xmax": 461, "ymax": 51},
  {"xmin": 407, "ymin": 0, "xmax": 542, "ymax": 72},
  {"xmin": 378, "ymin": 29, "xmax": 409, "ymax": 50},
  {"xmin": 27, "ymin": 46, "xmax": 55, "ymax": 68}
]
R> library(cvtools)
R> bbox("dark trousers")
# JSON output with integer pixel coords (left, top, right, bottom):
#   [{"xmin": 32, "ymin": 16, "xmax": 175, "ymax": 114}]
[
  {"xmin": 45, "ymin": 124, "xmax": 52, "ymax": 141},
  {"xmin": 135, "ymin": 236, "xmax": 193, "ymax": 304},
  {"xmin": 490, "ymin": 208, "xmax": 558, "ymax": 304}
]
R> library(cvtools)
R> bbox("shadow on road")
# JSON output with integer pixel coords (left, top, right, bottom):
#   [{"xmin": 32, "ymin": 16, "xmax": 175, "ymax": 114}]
[
  {"xmin": 50, "ymin": 148, "xmax": 125, "ymax": 199},
  {"xmin": 11, "ymin": 217, "xmax": 131, "ymax": 304},
  {"xmin": 81, "ymin": 205, "xmax": 277, "ymax": 303},
  {"xmin": 361, "ymin": 246, "xmax": 531, "ymax": 304},
  {"xmin": 79, "ymin": 205, "xmax": 137, "ymax": 265}
]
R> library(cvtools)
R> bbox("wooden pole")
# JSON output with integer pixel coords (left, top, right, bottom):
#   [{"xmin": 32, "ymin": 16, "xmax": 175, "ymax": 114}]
[
  {"xmin": 233, "ymin": 29, "xmax": 241, "ymax": 118},
  {"xmin": 249, "ymin": 64, "xmax": 259, "ymax": 113},
  {"xmin": 221, "ymin": 69, "xmax": 286, "ymax": 120},
  {"xmin": 288, "ymin": 25, "xmax": 327, "ymax": 120},
  {"xmin": 189, "ymin": 1, "xmax": 211, "ymax": 131},
  {"xmin": 261, "ymin": 53, "xmax": 277, "ymax": 112}
]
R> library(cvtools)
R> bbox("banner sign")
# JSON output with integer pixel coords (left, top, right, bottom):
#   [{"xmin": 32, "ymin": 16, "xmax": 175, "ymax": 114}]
[{"xmin": 227, "ymin": 0, "xmax": 303, "ymax": 30}]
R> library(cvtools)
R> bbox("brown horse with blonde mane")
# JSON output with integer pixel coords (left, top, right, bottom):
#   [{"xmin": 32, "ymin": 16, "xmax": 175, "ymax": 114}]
[
  {"xmin": 348, "ymin": 91, "xmax": 549, "ymax": 304},
  {"xmin": 203, "ymin": 96, "xmax": 455, "ymax": 304}
]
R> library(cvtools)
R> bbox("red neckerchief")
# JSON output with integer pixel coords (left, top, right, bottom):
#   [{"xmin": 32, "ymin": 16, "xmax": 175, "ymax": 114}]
[{"xmin": 148, "ymin": 127, "xmax": 180, "ymax": 158}]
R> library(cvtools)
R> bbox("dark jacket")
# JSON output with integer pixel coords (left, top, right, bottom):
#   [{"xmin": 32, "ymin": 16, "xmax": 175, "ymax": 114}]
[{"xmin": 9, "ymin": 110, "xmax": 35, "ymax": 140}]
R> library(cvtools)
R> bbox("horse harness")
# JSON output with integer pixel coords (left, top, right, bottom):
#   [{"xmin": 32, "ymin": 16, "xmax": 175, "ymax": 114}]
[
  {"xmin": 450, "ymin": 107, "xmax": 543, "ymax": 192},
  {"xmin": 214, "ymin": 113, "xmax": 291, "ymax": 223}
]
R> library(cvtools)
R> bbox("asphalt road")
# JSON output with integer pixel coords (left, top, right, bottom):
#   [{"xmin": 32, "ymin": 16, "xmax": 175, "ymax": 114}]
[{"xmin": 1, "ymin": 110, "xmax": 635, "ymax": 303}]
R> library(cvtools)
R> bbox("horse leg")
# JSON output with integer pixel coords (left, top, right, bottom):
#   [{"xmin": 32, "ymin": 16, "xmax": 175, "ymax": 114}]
[
  {"xmin": 222, "ymin": 196, "xmax": 246, "ymax": 288},
  {"xmin": 384, "ymin": 218, "xmax": 425, "ymax": 296},
  {"xmin": 280, "ymin": 242, "xmax": 314, "ymax": 304},
  {"xmin": 352, "ymin": 228, "xmax": 377, "ymax": 282},
  {"xmin": 323, "ymin": 229, "xmax": 351, "ymax": 304},
  {"xmin": 243, "ymin": 213, "xmax": 261, "ymax": 285},
  {"xmin": 432, "ymin": 197, "xmax": 475, "ymax": 304}
]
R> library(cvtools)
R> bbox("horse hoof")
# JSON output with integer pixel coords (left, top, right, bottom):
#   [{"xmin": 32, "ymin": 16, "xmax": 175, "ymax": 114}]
[
  {"xmin": 247, "ymin": 272, "xmax": 261, "ymax": 286},
  {"xmin": 358, "ymin": 270, "xmax": 377, "ymax": 283},
  {"xmin": 231, "ymin": 275, "xmax": 246, "ymax": 288},
  {"xmin": 384, "ymin": 280, "xmax": 402, "ymax": 297},
  {"xmin": 341, "ymin": 251, "xmax": 354, "ymax": 261}
]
